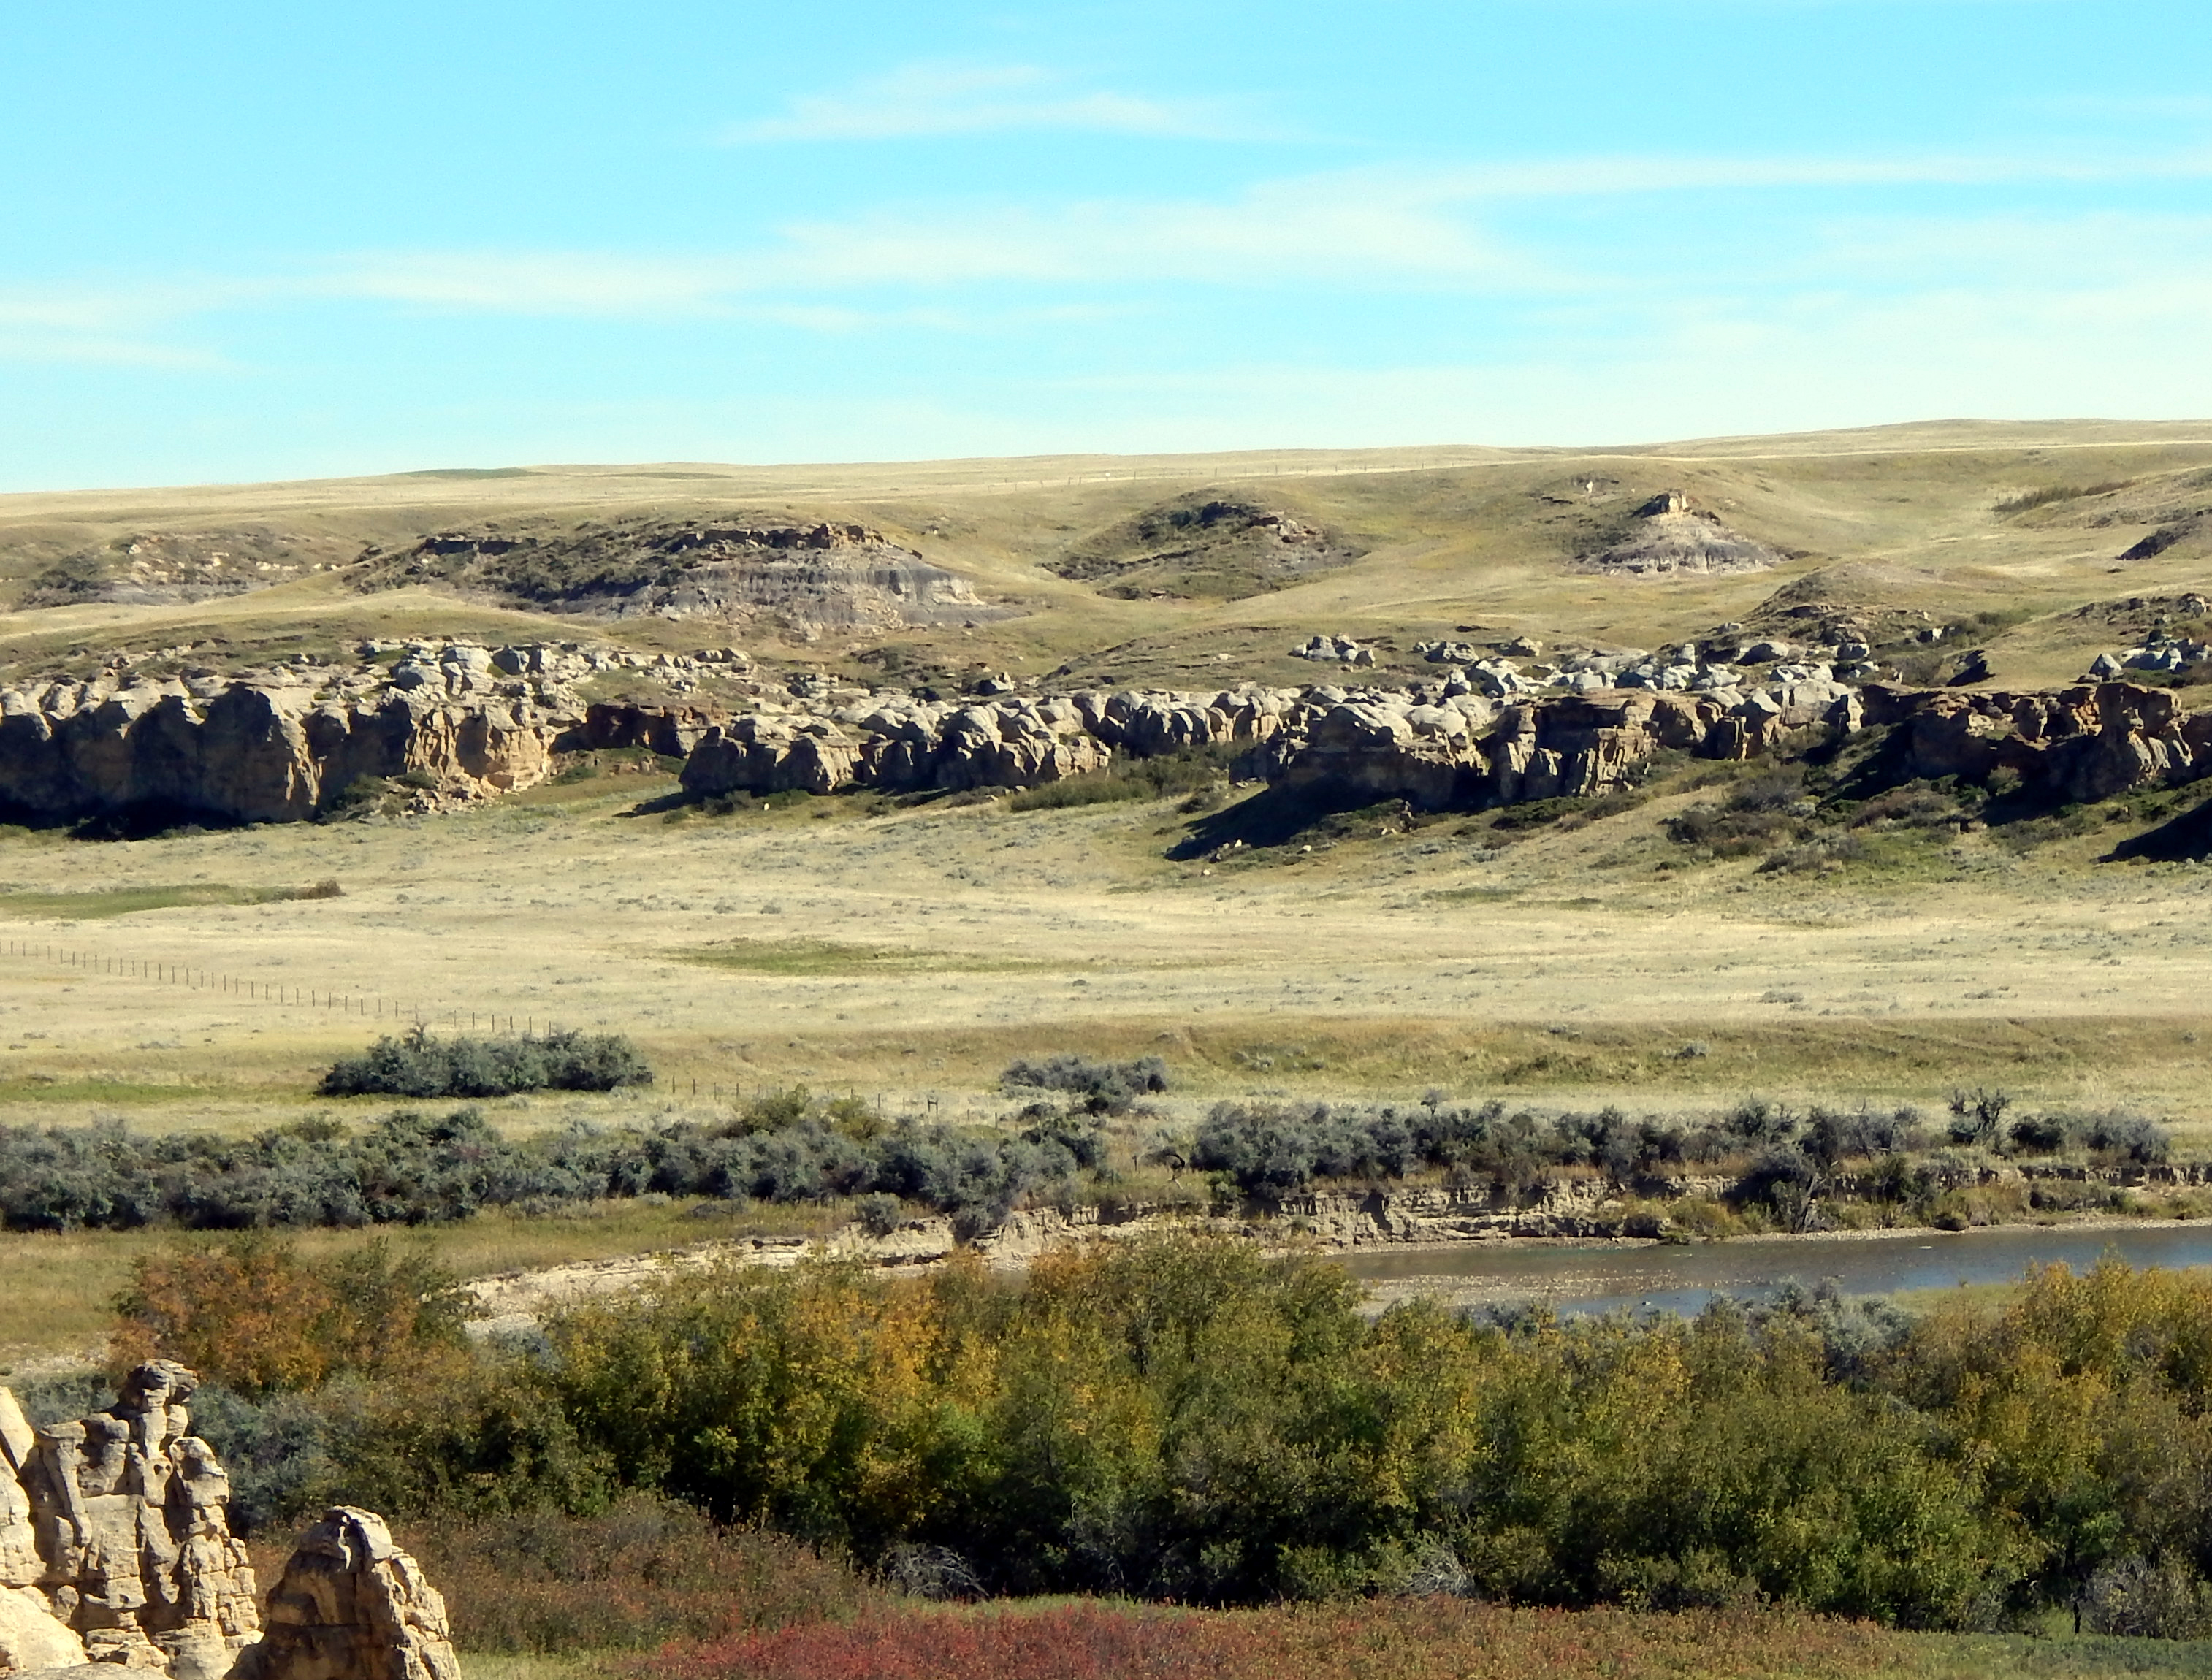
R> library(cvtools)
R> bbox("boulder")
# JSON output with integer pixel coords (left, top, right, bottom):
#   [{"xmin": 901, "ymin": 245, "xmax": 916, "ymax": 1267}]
[
  {"xmin": 1274, "ymin": 701, "xmax": 1483, "ymax": 811},
  {"xmin": 681, "ymin": 717, "xmax": 861, "ymax": 797},
  {"xmin": 226, "ymin": 1509, "xmax": 457, "ymax": 1680}
]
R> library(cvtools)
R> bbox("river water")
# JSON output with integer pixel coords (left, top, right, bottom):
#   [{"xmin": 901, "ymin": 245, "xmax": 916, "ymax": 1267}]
[{"xmin": 1337, "ymin": 1223, "xmax": 2212, "ymax": 1316}]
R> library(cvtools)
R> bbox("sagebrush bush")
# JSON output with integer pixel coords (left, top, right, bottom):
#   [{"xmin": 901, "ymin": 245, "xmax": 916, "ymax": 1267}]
[
  {"xmin": 320, "ymin": 1027, "xmax": 652, "ymax": 1099},
  {"xmin": 1001, "ymin": 1053, "xmax": 1167, "ymax": 1114}
]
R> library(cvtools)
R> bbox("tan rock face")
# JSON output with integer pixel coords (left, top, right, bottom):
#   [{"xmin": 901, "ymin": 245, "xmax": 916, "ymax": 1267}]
[
  {"xmin": 0, "ymin": 684, "xmax": 562, "ymax": 826},
  {"xmin": 1864, "ymin": 681, "xmax": 2212, "ymax": 803},
  {"xmin": 228, "ymin": 1510, "xmax": 457, "ymax": 1680},
  {"xmin": 0, "ymin": 1584, "xmax": 87, "ymax": 1674},
  {"xmin": 680, "ymin": 684, "xmax": 1286, "ymax": 800},
  {"xmin": 1270, "ymin": 678, "xmax": 2206, "ymax": 813},
  {"xmin": 0, "ymin": 1363, "xmax": 259, "ymax": 1680}
]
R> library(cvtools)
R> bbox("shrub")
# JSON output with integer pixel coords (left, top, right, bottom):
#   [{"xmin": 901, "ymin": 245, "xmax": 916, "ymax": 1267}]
[
  {"xmin": 2007, "ymin": 1113, "xmax": 2071, "ymax": 1154},
  {"xmin": 2083, "ymin": 1110, "xmax": 2171, "ymax": 1164},
  {"xmin": 111, "ymin": 1233, "xmax": 470, "ymax": 1396},
  {"xmin": 1001, "ymin": 1054, "xmax": 1168, "ymax": 1114},
  {"xmin": 319, "ymin": 1027, "xmax": 653, "ymax": 1099},
  {"xmin": 2084, "ymin": 1554, "xmax": 2212, "ymax": 1639},
  {"xmin": 855, "ymin": 1194, "xmax": 904, "ymax": 1237},
  {"xmin": 1004, "ymin": 747, "xmax": 1237, "ymax": 813},
  {"xmin": 526, "ymin": 1235, "xmax": 2027, "ymax": 1619},
  {"xmin": 1946, "ymin": 1087, "xmax": 2013, "ymax": 1147}
]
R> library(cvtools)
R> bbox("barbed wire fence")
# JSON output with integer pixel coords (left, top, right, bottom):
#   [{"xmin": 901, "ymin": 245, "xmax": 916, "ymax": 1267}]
[{"xmin": 0, "ymin": 933, "xmax": 912, "ymax": 1107}]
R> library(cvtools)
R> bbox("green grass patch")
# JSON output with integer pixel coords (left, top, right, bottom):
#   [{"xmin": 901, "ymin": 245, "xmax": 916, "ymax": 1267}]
[
  {"xmin": 1994, "ymin": 481, "xmax": 2132, "ymax": 514},
  {"xmin": 0, "ymin": 1077, "xmax": 231, "ymax": 1105},
  {"xmin": 0, "ymin": 1197, "xmax": 852, "ymax": 1366},
  {"xmin": 675, "ymin": 939, "xmax": 1058, "ymax": 977},
  {"xmin": 0, "ymin": 881, "xmax": 342, "ymax": 920}
]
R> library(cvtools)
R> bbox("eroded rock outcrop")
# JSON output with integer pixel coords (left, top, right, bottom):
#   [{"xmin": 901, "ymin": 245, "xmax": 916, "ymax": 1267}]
[
  {"xmin": 1267, "ymin": 680, "xmax": 1863, "ymax": 809},
  {"xmin": 676, "ymin": 668, "xmax": 2212, "ymax": 816},
  {"xmin": 0, "ymin": 682, "xmax": 557, "ymax": 825},
  {"xmin": 373, "ymin": 519, "xmax": 1004, "ymax": 630},
  {"xmin": 0, "ymin": 1364, "xmax": 258, "ymax": 1680},
  {"xmin": 681, "ymin": 685, "xmax": 1289, "ymax": 799},
  {"xmin": 1575, "ymin": 491, "xmax": 1785, "ymax": 576},
  {"xmin": 1260, "ymin": 677, "xmax": 2212, "ymax": 812},
  {"xmin": 1862, "ymin": 681, "xmax": 2212, "ymax": 803},
  {"xmin": 227, "ymin": 1510, "xmax": 456, "ymax": 1680}
]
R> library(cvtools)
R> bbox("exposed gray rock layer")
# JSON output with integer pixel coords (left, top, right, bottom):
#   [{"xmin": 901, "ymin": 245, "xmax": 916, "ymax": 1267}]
[
  {"xmin": 375, "ymin": 520, "xmax": 1004, "ymax": 629},
  {"xmin": 1576, "ymin": 495, "xmax": 1784, "ymax": 576}
]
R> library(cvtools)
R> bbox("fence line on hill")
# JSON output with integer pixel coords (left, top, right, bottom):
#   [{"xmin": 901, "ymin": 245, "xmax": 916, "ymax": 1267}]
[
  {"xmin": 0, "ymin": 933, "xmax": 565, "ymax": 1043},
  {"xmin": 0, "ymin": 936, "xmax": 910, "ymax": 1104}
]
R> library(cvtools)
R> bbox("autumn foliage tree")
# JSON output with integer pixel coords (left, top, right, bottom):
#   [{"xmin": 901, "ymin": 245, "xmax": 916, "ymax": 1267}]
[{"xmin": 112, "ymin": 1233, "xmax": 470, "ymax": 1395}]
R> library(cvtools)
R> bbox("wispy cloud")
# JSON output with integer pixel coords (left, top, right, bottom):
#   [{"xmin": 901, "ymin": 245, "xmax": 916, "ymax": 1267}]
[
  {"xmin": 722, "ymin": 61, "xmax": 1266, "ymax": 142},
  {"xmin": 9, "ymin": 142, "xmax": 2212, "ymax": 359},
  {"xmin": 1425, "ymin": 146, "xmax": 2212, "ymax": 197}
]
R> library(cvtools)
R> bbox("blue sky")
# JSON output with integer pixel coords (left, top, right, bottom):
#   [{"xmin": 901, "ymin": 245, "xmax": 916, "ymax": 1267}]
[{"xmin": 5, "ymin": 0, "xmax": 2211, "ymax": 489}]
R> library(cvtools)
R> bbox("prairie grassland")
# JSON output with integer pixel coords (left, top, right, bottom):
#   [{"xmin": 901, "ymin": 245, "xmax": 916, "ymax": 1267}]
[
  {"xmin": 0, "ymin": 769, "xmax": 2206, "ymax": 1125},
  {"xmin": 10, "ymin": 424, "xmax": 2212, "ymax": 1368}
]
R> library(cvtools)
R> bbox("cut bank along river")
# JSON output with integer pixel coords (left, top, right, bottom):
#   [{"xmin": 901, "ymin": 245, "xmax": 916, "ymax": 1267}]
[{"xmin": 1337, "ymin": 1222, "xmax": 2212, "ymax": 1316}]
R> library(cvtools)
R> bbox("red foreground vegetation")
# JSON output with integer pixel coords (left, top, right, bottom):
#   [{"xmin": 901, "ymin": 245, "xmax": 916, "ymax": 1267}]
[{"xmin": 649, "ymin": 1600, "xmax": 1905, "ymax": 1680}]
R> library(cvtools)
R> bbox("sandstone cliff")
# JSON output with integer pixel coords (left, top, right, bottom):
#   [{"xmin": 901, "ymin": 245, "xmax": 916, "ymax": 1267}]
[
  {"xmin": 676, "ymin": 665, "xmax": 2212, "ymax": 817},
  {"xmin": 681, "ymin": 684, "xmax": 1294, "ymax": 799},
  {"xmin": 3, "ymin": 626, "xmax": 2208, "ymax": 828},
  {"xmin": 0, "ymin": 679, "xmax": 555, "ymax": 826},
  {"xmin": 1261, "ymin": 677, "xmax": 2212, "ymax": 812}
]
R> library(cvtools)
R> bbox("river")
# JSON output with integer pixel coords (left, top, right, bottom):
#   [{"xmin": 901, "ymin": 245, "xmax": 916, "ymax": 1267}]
[{"xmin": 1336, "ymin": 1221, "xmax": 2212, "ymax": 1316}]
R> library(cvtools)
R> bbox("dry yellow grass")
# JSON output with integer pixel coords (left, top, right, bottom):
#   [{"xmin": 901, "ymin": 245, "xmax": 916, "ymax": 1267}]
[
  {"xmin": 5, "ymin": 419, "xmax": 2212, "ymax": 691},
  {"xmin": 0, "ymin": 761, "xmax": 2204, "ymax": 1134}
]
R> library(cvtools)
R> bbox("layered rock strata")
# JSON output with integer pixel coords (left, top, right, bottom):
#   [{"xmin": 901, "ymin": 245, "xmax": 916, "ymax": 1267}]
[
  {"xmin": 0, "ymin": 1364, "xmax": 259, "ymax": 1680},
  {"xmin": 377, "ymin": 519, "xmax": 1004, "ymax": 630},
  {"xmin": 3, "ymin": 628, "xmax": 2208, "ymax": 824},
  {"xmin": 0, "ymin": 638, "xmax": 757, "ymax": 824}
]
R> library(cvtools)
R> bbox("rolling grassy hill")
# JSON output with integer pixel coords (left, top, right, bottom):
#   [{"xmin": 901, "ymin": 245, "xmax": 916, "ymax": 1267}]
[{"xmin": 4, "ymin": 419, "xmax": 2211, "ymax": 695}]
